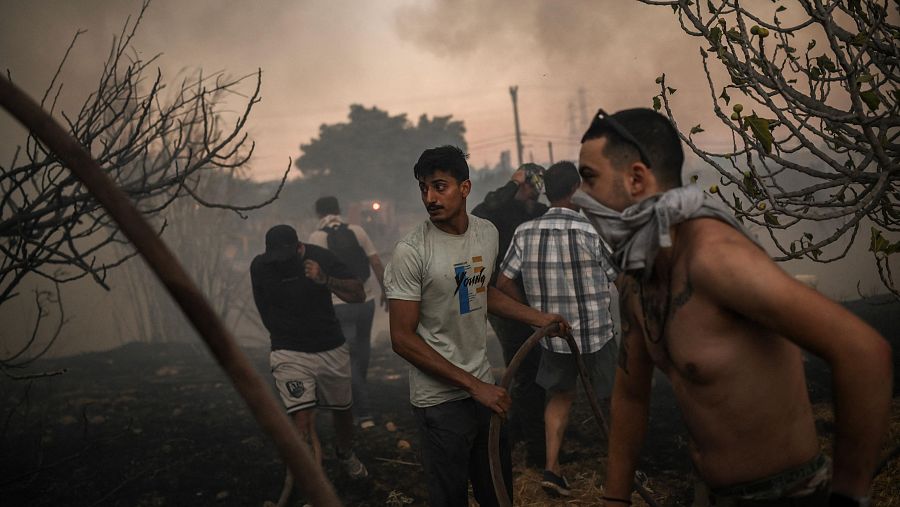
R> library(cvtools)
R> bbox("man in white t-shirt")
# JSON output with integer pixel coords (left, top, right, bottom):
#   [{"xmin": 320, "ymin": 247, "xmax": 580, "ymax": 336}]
[
  {"xmin": 308, "ymin": 196, "xmax": 387, "ymax": 429},
  {"xmin": 384, "ymin": 145, "xmax": 570, "ymax": 507}
]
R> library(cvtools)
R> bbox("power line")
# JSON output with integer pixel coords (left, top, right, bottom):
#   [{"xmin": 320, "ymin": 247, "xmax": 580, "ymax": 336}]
[
  {"xmin": 466, "ymin": 133, "xmax": 517, "ymax": 146},
  {"xmin": 467, "ymin": 138, "xmax": 517, "ymax": 150}
]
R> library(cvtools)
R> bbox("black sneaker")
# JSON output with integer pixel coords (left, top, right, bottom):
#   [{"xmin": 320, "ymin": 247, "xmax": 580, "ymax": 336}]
[{"xmin": 541, "ymin": 470, "xmax": 572, "ymax": 497}]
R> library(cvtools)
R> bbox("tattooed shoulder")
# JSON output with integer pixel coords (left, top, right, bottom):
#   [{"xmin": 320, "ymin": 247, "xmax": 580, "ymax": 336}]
[
  {"xmin": 615, "ymin": 274, "xmax": 640, "ymax": 373},
  {"xmin": 616, "ymin": 275, "xmax": 638, "ymax": 334}
]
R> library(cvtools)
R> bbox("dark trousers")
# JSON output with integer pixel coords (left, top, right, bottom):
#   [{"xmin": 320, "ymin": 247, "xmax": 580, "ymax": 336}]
[
  {"xmin": 413, "ymin": 398, "xmax": 512, "ymax": 507},
  {"xmin": 334, "ymin": 300, "xmax": 376, "ymax": 419},
  {"xmin": 488, "ymin": 314, "xmax": 545, "ymax": 465}
]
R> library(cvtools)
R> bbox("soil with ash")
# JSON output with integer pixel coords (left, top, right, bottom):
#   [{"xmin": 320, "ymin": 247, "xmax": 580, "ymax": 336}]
[{"xmin": 2, "ymin": 296, "xmax": 899, "ymax": 506}]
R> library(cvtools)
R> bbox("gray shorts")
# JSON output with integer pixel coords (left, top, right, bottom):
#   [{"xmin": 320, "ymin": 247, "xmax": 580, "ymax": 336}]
[
  {"xmin": 269, "ymin": 344, "xmax": 352, "ymax": 413},
  {"xmin": 535, "ymin": 342, "xmax": 617, "ymax": 398}
]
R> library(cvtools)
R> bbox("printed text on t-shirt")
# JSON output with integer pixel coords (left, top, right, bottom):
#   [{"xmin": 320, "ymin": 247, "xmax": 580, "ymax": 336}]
[{"xmin": 453, "ymin": 256, "xmax": 487, "ymax": 314}]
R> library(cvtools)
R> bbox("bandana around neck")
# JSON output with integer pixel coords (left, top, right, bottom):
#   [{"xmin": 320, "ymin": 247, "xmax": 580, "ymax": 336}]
[{"xmin": 571, "ymin": 185, "xmax": 757, "ymax": 276}]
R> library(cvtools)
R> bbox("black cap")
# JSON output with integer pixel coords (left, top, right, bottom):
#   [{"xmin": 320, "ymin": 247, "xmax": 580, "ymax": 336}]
[{"xmin": 262, "ymin": 224, "xmax": 299, "ymax": 263}]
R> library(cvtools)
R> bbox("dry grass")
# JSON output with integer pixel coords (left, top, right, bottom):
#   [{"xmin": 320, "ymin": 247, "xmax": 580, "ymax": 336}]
[
  {"xmin": 500, "ymin": 398, "xmax": 900, "ymax": 506},
  {"xmin": 872, "ymin": 398, "xmax": 900, "ymax": 506}
]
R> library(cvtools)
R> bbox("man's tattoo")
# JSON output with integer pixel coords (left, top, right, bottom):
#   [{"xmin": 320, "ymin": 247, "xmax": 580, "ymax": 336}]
[
  {"xmin": 616, "ymin": 276, "xmax": 637, "ymax": 373},
  {"xmin": 327, "ymin": 276, "xmax": 361, "ymax": 298},
  {"xmin": 618, "ymin": 277, "xmax": 635, "ymax": 335},
  {"xmin": 639, "ymin": 280, "xmax": 667, "ymax": 345},
  {"xmin": 640, "ymin": 271, "xmax": 692, "ymax": 347},
  {"xmin": 617, "ymin": 335, "xmax": 630, "ymax": 374},
  {"xmin": 671, "ymin": 276, "xmax": 693, "ymax": 313}
]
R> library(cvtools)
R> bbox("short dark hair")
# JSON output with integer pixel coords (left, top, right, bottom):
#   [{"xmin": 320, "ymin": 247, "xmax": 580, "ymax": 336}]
[
  {"xmin": 581, "ymin": 108, "xmax": 684, "ymax": 188},
  {"xmin": 544, "ymin": 161, "xmax": 580, "ymax": 202},
  {"xmin": 413, "ymin": 145, "xmax": 469, "ymax": 182},
  {"xmin": 314, "ymin": 196, "xmax": 340, "ymax": 216}
]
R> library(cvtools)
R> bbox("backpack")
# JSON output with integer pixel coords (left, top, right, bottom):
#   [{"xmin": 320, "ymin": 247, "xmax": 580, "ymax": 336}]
[{"xmin": 323, "ymin": 223, "xmax": 371, "ymax": 282}]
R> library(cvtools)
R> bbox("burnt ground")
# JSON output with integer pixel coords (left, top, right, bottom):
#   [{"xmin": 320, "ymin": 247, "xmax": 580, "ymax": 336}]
[{"xmin": 1, "ymin": 295, "xmax": 899, "ymax": 506}]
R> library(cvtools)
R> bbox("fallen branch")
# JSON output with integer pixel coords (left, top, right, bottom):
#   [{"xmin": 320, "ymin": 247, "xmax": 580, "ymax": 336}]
[
  {"xmin": 1, "ymin": 368, "xmax": 67, "ymax": 380},
  {"xmin": 374, "ymin": 457, "xmax": 421, "ymax": 467}
]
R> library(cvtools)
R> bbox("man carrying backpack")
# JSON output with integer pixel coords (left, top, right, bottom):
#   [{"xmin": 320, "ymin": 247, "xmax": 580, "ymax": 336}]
[{"xmin": 308, "ymin": 196, "xmax": 387, "ymax": 429}]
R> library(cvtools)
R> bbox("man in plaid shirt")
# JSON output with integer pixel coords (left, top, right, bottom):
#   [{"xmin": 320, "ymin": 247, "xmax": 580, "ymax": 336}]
[{"xmin": 496, "ymin": 161, "xmax": 618, "ymax": 498}]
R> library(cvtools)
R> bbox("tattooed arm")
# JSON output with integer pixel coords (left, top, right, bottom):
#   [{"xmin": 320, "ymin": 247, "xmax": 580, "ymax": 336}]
[
  {"xmin": 326, "ymin": 275, "xmax": 366, "ymax": 303},
  {"xmin": 603, "ymin": 275, "xmax": 654, "ymax": 503},
  {"xmin": 304, "ymin": 259, "xmax": 366, "ymax": 303}
]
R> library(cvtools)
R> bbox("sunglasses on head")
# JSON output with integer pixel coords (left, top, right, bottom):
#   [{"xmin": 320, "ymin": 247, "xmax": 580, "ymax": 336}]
[
  {"xmin": 593, "ymin": 109, "xmax": 652, "ymax": 168},
  {"xmin": 524, "ymin": 169, "xmax": 544, "ymax": 192}
]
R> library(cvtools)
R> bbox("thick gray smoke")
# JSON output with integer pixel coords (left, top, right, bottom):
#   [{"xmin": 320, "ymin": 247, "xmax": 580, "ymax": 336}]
[{"xmin": 393, "ymin": 0, "xmax": 706, "ymax": 110}]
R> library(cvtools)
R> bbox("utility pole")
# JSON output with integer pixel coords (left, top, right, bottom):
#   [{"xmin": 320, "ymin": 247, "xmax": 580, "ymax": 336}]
[
  {"xmin": 548, "ymin": 141, "xmax": 554, "ymax": 164},
  {"xmin": 509, "ymin": 86, "xmax": 524, "ymax": 168}
]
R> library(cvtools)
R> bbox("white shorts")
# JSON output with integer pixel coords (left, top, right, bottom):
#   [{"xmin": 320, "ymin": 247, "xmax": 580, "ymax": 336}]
[{"xmin": 269, "ymin": 344, "xmax": 352, "ymax": 413}]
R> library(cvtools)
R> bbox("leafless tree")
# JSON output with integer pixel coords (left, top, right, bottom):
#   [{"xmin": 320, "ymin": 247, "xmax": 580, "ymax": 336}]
[
  {"xmin": 639, "ymin": 0, "xmax": 899, "ymax": 296},
  {"xmin": 0, "ymin": 282, "xmax": 68, "ymax": 379},
  {"xmin": 1, "ymin": 1, "xmax": 288, "ymax": 373},
  {"xmin": 113, "ymin": 168, "xmax": 267, "ymax": 346}
]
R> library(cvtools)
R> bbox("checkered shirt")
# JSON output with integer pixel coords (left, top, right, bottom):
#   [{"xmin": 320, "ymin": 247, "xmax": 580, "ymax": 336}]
[{"xmin": 500, "ymin": 207, "xmax": 615, "ymax": 353}]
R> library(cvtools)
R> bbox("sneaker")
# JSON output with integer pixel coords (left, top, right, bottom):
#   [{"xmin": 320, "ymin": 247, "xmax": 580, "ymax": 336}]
[
  {"xmin": 541, "ymin": 470, "xmax": 572, "ymax": 497},
  {"xmin": 339, "ymin": 451, "xmax": 368, "ymax": 479}
]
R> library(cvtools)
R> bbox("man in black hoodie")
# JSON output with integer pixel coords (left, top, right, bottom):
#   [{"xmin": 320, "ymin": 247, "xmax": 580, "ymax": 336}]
[{"xmin": 471, "ymin": 163, "xmax": 549, "ymax": 465}]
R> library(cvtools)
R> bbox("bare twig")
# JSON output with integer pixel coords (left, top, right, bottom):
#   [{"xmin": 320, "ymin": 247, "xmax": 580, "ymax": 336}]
[
  {"xmin": 374, "ymin": 457, "xmax": 421, "ymax": 467},
  {"xmin": 0, "ymin": 10, "xmax": 286, "ymax": 314}
]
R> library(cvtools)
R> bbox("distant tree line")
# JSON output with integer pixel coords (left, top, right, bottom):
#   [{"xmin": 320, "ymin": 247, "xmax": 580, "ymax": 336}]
[{"xmin": 294, "ymin": 104, "xmax": 468, "ymax": 211}]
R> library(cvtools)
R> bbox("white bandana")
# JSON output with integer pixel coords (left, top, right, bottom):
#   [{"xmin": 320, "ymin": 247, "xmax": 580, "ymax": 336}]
[
  {"xmin": 571, "ymin": 185, "xmax": 757, "ymax": 275},
  {"xmin": 316, "ymin": 214, "xmax": 343, "ymax": 230}
]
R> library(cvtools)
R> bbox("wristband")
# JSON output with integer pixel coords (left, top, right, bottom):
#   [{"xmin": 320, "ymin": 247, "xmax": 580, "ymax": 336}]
[{"xmin": 601, "ymin": 496, "xmax": 632, "ymax": 505}]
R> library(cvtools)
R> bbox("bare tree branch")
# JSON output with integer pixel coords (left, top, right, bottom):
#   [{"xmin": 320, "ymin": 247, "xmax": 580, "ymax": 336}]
[
  {"xmin": 0, "ymin": 42, "xmax": 341, "ymax": 507},
  {"xmin": 0, "ymin": 1, "xmax": 289, "ymax": 361}
]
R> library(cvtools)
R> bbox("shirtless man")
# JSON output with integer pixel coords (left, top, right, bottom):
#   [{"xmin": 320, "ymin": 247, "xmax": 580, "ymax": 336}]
[{"xmin": 573, "ymin": 108, "xmax": 892, "ymax": 506}]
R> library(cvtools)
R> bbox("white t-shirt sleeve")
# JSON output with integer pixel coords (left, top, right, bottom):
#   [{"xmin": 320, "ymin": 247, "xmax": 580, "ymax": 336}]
[
  {"xmin": 384, "ymin": 241, "xmax": 423, "ymax": 301},
  {"xmin": 307, "ymin": 230, "xmax": 327, "ymax": 249},
  {"xmin": 499, "ymin": 230, "xmax": 522, "ymax": 280}
]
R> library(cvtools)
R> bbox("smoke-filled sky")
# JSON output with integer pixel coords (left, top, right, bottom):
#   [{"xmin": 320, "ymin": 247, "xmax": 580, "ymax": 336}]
[
  {"xmin": 0, "ymin": 0, "xmax": 893, "ymax": 311},
  {"xmin": 0, "ymin": 0, "xmax": 896, "ymax": 362},
  {"xmin": 0, "ymin": 0, "xmax": 728, "ymax": 180}
]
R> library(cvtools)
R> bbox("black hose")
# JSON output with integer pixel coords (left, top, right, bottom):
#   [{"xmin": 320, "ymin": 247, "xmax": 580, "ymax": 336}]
[{"xmin": 488, "ymin": 324, "xmax": 660, "ymax": 507}]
